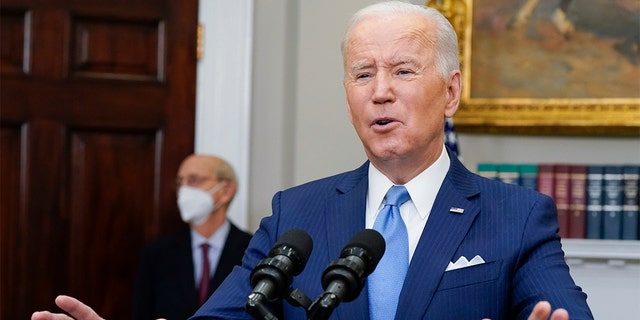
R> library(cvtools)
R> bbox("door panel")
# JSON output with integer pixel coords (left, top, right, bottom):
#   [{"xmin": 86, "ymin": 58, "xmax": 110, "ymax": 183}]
[{"xmin": 0, "ymin": 1, "xmax": 198, "ymax": 318}]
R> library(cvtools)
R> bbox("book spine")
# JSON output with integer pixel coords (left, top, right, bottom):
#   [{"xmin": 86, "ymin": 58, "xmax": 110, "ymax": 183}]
[
  {"xmin": 622, "ymin": 165, "xmax": 640, "ymax": 240},
  {"xmin": 586, "ymin": 165, "xmax": 605, "ymax": 239},
  {"xmin": 519, "ymin": 164, "xmax": 538, "ymax": 190},
  {"xmin": 553, "ymin": 165, "xmax": 571, "ymax": 238},
  {"xmin": 603, "ymin": 166, "xmax": 624, "ymax": 240},
  {"xmin": 568, "ymin": 165, "xmax": 587, "ymax": 238},
  {"xmin": 537, "ymin": 164, "xmax": 555, "ymax": 198},
  {"xmin": 477, "ymin": 163, "xmax": 498, "ymax": 180},
  {"xmin": 497, "ymin": 163, "xmax": 520, "ymax": 185}
]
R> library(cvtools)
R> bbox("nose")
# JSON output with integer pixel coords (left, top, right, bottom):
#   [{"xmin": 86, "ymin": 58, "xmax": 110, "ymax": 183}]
[{"xmin": 371, "ymin": 73, "xmax": 395, "ymax": 105}]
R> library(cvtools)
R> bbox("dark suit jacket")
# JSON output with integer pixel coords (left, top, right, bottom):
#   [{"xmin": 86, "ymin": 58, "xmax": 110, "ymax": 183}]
[
  {"xmin": 132, "ymin": 222, "xmax": 252, "ymax": 320},
  {"xmin": 192, "ymin": 152, "xmax": 593, "ymax": 319}
]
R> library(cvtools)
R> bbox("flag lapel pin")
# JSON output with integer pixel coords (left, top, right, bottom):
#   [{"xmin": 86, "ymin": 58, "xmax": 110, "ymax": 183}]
[{"xmin": 449, "ymin": 207, "xmax": 465, "ymax": 214}]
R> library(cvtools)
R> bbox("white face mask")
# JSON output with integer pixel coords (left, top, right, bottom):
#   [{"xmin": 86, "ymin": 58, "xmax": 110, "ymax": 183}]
[{"xmin": 177, "ymin": 182, "xmax": 226, "ymax": 225}]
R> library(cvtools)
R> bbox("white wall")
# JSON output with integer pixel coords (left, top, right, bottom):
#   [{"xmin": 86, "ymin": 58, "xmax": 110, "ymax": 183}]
[
  {"xmin": 196, "ymin": 0, "xmax": 253, "ymax": 229},
  {"xmin": 459, "ymin": 134, "xmax": 640, "ymax": 172},
  {"xmin": 248, "ymin": 0, "xmax": 298, "ymax": 229},
  {"xmin": 201, "ymin": 0, "xmax": 640, "ymax": 317}
]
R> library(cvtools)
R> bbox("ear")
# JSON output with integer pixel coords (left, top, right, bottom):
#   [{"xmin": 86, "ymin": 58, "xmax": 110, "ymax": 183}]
[
  {"xmin": 345, "ymin": 87, "xmax": 355, "ymax": 125},
  {"xmin": 444, "ymin": 70, "xmax": 461, "ymax": 118},
  {"xmin": 347, "ymin": 102, "xmax": 355, "ymax": 125},
  {"xmin": 218, "ymin": 182, "xmax": 236, "ymax": 205}
]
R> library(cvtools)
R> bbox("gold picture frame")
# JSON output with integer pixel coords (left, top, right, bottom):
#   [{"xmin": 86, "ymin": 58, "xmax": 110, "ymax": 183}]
[{"xmin": 426, "ymin": 0, "xmax": 640, "ymax": 136}]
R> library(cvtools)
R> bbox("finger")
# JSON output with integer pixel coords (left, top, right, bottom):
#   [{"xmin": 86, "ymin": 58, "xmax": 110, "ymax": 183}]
[
  {"xmin": 55, "ymin": 295, "xmax": 104, "ymax": 320},
  {"xmin": 550, "ymin": 308, "xmax": 569, "ymax": 320},
  {"xmin": 528, "ymin": 301, "xmax": 551, "ymax": 320},
  {"xmin": 31, "ymin": 311, "xmax": 74, "ymax": 320}
]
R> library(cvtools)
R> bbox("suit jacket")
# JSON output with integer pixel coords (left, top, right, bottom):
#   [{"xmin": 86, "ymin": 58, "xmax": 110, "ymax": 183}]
[
  {"xmin": 132, "ymin": 222, "xmax": 252, "ymax": 320},
  {"xmin": 193, "ymin": 152, "xmax": 593, "ymax": 319}
]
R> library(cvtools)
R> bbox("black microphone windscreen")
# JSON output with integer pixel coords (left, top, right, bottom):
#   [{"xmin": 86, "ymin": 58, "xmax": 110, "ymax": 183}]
[
  {"xmin": 342, "ymin": 229, "xmax": 385, "ymax": 266},
  {"xmin": 272, "ymin": 228, "xmax": 314, "ymax": 269}
]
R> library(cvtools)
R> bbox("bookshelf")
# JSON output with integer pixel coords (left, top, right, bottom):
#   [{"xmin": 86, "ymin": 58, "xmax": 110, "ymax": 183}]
[
  {"xmin": 458, "ymin": 135, "xmax": 640, "ymax": 319},
  {"xmin": 562, "ymin": 239, "xmax": 640, "ymax": 262},
  {"xmin": 478, "ymin": 162, "xmax": 640, "ymax": 318},
  {"xmin": 476, "ymin": 162, "xmax": 640, "ymax": 241},
  {"xmin": 561, "ymin": 239, "xmax": 640, "ymax": 320}
]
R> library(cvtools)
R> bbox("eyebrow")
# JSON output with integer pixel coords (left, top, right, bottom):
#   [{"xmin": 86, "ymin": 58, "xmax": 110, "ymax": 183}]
[
  {"xmin": 350, "ymin": 61, "xmax": 373, "ymax": 73},
  {"xmin": 390, "ymin": 56, "xmax": 419, "ymax": 66},
  {"xmin": 350, "ymin": 57, "xmax": 418, "ymax": 73}
]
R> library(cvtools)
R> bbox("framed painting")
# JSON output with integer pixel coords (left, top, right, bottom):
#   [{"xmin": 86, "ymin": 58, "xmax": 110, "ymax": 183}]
[{"xmin": 426, "ymin": 0, "xmax": 640, "ymax": 136}]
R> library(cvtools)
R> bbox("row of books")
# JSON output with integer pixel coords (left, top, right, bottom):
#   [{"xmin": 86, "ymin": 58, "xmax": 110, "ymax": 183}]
[{"xmin": 477, "ymin": 163, "xmax": 640, "ymax": 241}]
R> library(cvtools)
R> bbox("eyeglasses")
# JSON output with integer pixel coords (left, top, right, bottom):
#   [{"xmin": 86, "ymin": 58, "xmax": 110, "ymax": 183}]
[{"xmin": 175, "ymin": 175, "xmax": 215, "ymax": 188}]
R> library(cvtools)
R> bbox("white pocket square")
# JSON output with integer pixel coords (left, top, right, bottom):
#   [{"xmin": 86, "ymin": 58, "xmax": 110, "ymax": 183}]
[{"xmin": 445, "ymin": 255, "xmax": 485, "ymax": 271}]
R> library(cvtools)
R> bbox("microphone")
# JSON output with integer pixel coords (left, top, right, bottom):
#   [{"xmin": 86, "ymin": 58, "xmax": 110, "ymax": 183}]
[
  {"xmin": 246, "ymin": 229, "xmax": 313, "ymax": 319},
  {"xmin": 308, "ymin": 229, "xmax": 386, "ymax": 320}
]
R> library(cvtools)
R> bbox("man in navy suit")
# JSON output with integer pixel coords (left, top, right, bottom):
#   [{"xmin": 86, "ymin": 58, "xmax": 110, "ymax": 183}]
[
  {"xmin": 131, "ymin": 154, "xmax": 252, "ymax": 320},
  {"xmin": 31, "ymin": 2, "xmax": 592, "ymax": 320},
  {"xmin": 190, "ymin": 2, "xmax": 592, "ymax": 319}
]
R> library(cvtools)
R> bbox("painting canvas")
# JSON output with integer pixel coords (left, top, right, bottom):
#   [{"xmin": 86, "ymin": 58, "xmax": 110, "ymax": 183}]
[
  {"xmin": 426, "ymin": 0, "xmax": 640, "ymax": 136},
  {"xmin": 473, "ymin": 0, "xmax": 639, "ymax": 99}
]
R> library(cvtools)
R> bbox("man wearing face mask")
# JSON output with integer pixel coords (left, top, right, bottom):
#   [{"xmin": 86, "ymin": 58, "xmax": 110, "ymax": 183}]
[{"xmin": 131, "ymin": 154, "xmax": 252, "ymax": 320}]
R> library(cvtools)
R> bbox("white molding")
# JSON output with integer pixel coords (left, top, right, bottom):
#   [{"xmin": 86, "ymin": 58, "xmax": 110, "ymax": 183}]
[
  {"xmin": 562, "ymin": 239, "xmax": 640, "ymax": 262},
  {"xmin": 196, "ymin": 0, "xmax": 253, "ymax": 229},
  {"xmin": 561, "ymin": 239, "xmax": 640, "ymax": 320}
]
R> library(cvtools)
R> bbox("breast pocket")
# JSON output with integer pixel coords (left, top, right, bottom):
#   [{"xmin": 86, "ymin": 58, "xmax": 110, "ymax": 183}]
[{"xmin": 438, "ymin": 260, "xmax": 502, "ymax": 290}]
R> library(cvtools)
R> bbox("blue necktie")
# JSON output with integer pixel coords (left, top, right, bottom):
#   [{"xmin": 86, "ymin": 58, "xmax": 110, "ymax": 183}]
[{"xmin": 368, "ymin": 185, "xmax": 410, "ymax": 320}]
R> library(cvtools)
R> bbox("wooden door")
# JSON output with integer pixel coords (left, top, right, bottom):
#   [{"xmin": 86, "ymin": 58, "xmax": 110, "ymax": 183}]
[{"xmin": 0, "ymin": 0, "xmax": 198, "ymax": 318}]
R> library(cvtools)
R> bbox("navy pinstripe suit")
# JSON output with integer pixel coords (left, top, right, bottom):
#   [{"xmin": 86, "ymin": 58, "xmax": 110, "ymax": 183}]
[{"xmin": 193, "ymin": 150, "xmax": 593, "ymax": 319}]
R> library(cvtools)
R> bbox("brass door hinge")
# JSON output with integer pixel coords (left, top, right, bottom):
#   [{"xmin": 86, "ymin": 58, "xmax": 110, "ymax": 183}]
[{"xmin": 197, "ymin": 23, "xmax": 204, "ymax": 60}]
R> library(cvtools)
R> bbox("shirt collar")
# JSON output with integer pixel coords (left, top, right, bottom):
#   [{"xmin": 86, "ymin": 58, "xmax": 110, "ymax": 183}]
[
  {"xmin": 190, "ymin": 219, "xmax": 230, "ymax": 250},
  {"xmin": 367, "ymin": 145, "xmax": 450, "ymax": 219}
]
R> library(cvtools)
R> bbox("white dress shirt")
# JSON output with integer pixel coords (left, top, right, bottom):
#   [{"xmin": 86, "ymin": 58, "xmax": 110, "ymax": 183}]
[
  {"xmin": 366, "ymin": 145, "xmax": 450, "ymax": 261},
  {"xmin": 190, "ymin": 220, "xmax": 230, "ymax": 287}
]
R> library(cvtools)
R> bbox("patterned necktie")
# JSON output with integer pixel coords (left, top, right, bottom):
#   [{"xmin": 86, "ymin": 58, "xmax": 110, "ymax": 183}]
[
  {"xmin": 198, "ymin": 243, "xmax": 211, "ymax": 305},
  {"xmin": 368, "ymin": 185, "xmax": 411, "ymax": 320}
]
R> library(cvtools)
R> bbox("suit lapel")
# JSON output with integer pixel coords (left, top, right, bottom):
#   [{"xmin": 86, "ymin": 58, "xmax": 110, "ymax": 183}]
[
  {"xmin": 177, "ymin": 229, "xmax": 199, "ymax": 307},
  {"xmin": 324, "ymin": 162, "xmax": 370, "ymax": 320},
  {"xmin": 211, "ymin": 225, "xmax": 245, "ymax": 292},
  {"xmin": 397, "ymin": 155, "xmax": 481, "ymax": 319},
  {"xmin": 314, "ymin": 156, "xmax": 480, "ymax": 319}
]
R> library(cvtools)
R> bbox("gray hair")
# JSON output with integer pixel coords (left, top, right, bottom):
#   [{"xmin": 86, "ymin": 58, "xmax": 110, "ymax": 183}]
[
  {"xmin": 215, "ymin": 159, "xmax": 237, "ymax": 185},
  {"xmin": 340, "ymin": 1, "xmax": 460, "ymax": 79}
]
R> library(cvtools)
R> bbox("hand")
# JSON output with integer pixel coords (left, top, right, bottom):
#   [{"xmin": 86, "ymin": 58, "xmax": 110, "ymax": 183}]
[
  {"xmin": 481, "ymin": 301, "xmax": 569, "ymax": 320},
  {"xmin": 31, "ymin": 295, "xmax": 104, "ymax": 320},
  {"xmin": 528, "ymin": 301, "xmax": 569, "ymax": 320},
  {"xmin": 31, "ymin": 295, "xmax": 168, "ymax": 320}
]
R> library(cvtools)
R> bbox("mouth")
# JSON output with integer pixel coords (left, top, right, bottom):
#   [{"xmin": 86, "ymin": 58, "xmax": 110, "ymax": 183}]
[{"xmin": 372, "ymin": 118, "xmax": 395, "ymax": 126}]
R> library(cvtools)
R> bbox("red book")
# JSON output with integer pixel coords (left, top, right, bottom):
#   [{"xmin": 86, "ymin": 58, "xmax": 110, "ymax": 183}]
[
  {"xmin": 553, "ymin": 165, "xmax": 571, "ymax": 238},
  {"xmin": 537, "ymin": 164, "xmax": 555, "ymax": 198},
  {"xmin": 568, "ymin": 165, "xmax": 588, "ymax": 238}
]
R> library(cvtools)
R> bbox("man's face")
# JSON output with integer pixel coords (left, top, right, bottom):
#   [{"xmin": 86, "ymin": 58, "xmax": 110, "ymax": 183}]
[
  {"xmin": 176, "ymin": 156, "xmax": 218, "ymax": 192},
  {"xmin": 343, "ymin": 14, "xmax": 460, "ymax": 168}
]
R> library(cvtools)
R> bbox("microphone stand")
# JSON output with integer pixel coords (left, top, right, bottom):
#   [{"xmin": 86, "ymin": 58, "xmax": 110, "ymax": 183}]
[
  {"xmin": 290, "ymin": 286, "xmax": 341, "ymax": 320},
  {"xmin": 246, "ymin": 287, "xmax": 314, "ymax": 320},
  {"xmin": 306, "ymin": 282, "xmax": 344, "ymax": 320},
  {"xmin": 246, "ymin": 292, "xmax": 279, "ymax": 320},
  {"xmin": 288, "ymin": 286, "xmax": 333, "ymax": 320}
]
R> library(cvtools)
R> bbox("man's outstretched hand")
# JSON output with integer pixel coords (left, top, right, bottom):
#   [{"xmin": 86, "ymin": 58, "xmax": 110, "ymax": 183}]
[
  {"xmin": 482, "ymin": 301, "xmax": 569, "ymax": 320},
  {"xmin": 31, "ymin": 295, "xmax": 167, "ymax": 320},
  {"xmin": 528, "ymin": 301, "xmax": 569, "ymax": 320},
  {"xmin": 32, "ymin": 295, "xmax": 104, "ymax": 320}
]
